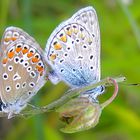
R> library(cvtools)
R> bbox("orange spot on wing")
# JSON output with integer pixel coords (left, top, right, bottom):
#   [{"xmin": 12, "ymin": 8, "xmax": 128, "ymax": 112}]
[
  {"xmin": 22, "ymin": 49, "xmax": 29, "ymax": 54},
  {"xmin": 2, "ymin": 58, "xmax": 8, "ymax": 64},
  {"xmin": 65, "ymin": 27, "xmax": 72, "ymax": 36},
  {"xmin": 4, "ymin": 38, "xmax": 11, "ymax": 42},
  {"xmin": 54, "ymin": 43, "xmax": 62, "ymax": 50},
  {"xmin": 4, "ymin": 37, "xmax": 17, "ymax": 42},
  {"xmin": 27, "ymin": 52, "xmax": 34, "ymax": 58},
  {"xmin": 38, "ymin": 66, "xmax": 43, "ymax": 72},
  {"xmin": 7, "ymin": 51, "xmax": 14, "ymax": 59},
  {"xmin": 11, "ymin": 37, "xmax": 17, "ymax": 41},
  {"xmin": 36, "ymin": 65, "xmax": 43, "ymax": 72},
  {"xmin": 49, "ymin": 54, "xmax": 56, "ymax": 61},
  {"xmin": 60, "ymin": 35, "xmax": 67, "ymax": 42},
  {"xmin": 32, "ymin": 57, "xmax": 39, "ymax": 63},
  {"xmin": 15, "ymin": 47, "xmax": 22, "ymax": 53}
]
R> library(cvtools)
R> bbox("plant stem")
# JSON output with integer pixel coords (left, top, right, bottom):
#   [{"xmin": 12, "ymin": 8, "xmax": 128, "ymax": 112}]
[{"xmin": 21, "ymin": 76, "xmax": 126, "ymax": 117}]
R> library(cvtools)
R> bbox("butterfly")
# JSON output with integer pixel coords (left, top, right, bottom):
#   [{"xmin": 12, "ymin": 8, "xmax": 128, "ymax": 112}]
[
  {"xmin": 46, "ymin": 6, "xmax": 105, "ymax": 101},
  {"xmin": 0, "ymin": 27, "xmax": 47, "ymax": 119}
]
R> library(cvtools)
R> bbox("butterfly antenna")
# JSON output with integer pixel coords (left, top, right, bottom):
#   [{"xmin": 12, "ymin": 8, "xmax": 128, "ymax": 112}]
[
  {"xmin": 101, "ymin": 78, "xmax": 118, "ymax": 109},
  {"xmin": 120, "ymin": 83, "xmax": 140, "ymax": 86}
]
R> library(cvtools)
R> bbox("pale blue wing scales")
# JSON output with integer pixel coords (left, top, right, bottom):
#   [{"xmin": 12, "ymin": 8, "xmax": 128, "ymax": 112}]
[
  {"xmin": 71, "ymin": 6, "xmax": 101, "ymax": 81},
  {"xmin": 45, "ymin": 6, "xmax": 101, "ymax": 87}
]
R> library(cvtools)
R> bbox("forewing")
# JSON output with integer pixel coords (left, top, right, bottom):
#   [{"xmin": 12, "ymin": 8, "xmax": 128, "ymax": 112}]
[
  {"xmin": 0, "ymin": 26, "xmax": 38, "ymax": 57},
  {"xmin": 45, "ymin": 6, "xmax": 101, "ymax": 87},
  {"xmin": 0, "ymin": 40, "xmax": 47, "ymax": 104}
]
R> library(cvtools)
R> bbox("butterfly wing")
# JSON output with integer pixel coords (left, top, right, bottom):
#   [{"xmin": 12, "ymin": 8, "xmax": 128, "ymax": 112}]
[
  {"xmin": 0, "ymin": 27, "xmax": 47, "ymax": 105},
  {"xmin": 45, "ymin": 6, "xmax": 101, "ymax": 87},
  {"xmin": 0, "ymin": 26, "xmax": 38, "ymax": 57}
]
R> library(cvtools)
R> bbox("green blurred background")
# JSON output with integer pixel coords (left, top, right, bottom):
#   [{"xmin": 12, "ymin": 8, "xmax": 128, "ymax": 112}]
[{"xmin": 0, "ymin": 0, "xmax": 140, "ymax": 139}]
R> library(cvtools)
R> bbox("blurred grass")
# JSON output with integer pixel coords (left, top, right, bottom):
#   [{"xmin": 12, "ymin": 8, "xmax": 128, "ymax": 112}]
[
  {"xmin": 0, "ymin": 0, "xmax": 10, "ymax": 34},
  {"xmin": 117, "ymin": 0, "xmax": 140, "ymax": 48},
  {"xmin": 0, "ymin": 0, "xmax": 140, "ymax": 140}
]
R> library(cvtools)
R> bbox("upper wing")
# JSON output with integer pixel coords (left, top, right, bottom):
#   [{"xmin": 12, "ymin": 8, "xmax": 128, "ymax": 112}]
[
  {"xmin": 45, "ymin": 6, "xmax": 101, "ymax": 87},
  {"xmin": 0, "ymin": 27, "xmax": 38, "ymax": 57},
  {"xmin": 0, "ymin": 27, "xmax": 47, "ymax": 104}
]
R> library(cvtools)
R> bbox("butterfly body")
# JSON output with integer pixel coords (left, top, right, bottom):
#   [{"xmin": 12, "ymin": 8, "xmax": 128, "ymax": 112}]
[
  {"xmin": 46, "ymin": 6, "xmax": 104, "ymax": 99},
  {"xmin": 0, "ymin": 27, "xmax": 47, "ymax": 118}
]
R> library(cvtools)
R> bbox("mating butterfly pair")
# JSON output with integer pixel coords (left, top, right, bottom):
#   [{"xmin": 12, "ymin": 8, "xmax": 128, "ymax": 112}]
[{"xmin": 0, "ymin": 6, "xmax": 104, "ymax": 119}]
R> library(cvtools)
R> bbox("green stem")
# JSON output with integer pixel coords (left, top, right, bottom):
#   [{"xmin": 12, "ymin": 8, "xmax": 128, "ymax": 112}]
[{"xmin": 21, "ymin": 76, "xmax": 126, "ymax": 117}]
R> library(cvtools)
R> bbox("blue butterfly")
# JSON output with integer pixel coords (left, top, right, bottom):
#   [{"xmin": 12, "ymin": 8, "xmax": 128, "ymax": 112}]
[{"xmin": 45, "ymin": 6, "xmax": 105, "ymax": 101}]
